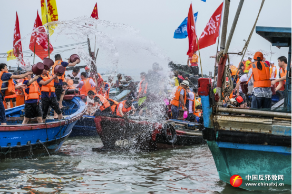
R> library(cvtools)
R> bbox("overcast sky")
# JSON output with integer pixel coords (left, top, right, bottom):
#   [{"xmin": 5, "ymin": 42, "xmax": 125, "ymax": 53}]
[{"xmin": 0, "ymin": 0, "xmax": 291, "ymax": 75}]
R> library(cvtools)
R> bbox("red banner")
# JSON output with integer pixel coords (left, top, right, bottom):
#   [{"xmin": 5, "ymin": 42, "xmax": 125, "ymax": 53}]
[
  {"xmin": 186, "ymin": 4, "xmax": 197, "ymax": 57},
  {"xmin": 91, "ymin": 3, "xmax": 99, "ymax": 19},
  {"xmin": 195, "ymin": 2, "xmax": 223, "ymax": 51},
  {"xmin": 13, "ymin": 12, "xmax": 25, "ymax": 66},
  {"xmin": 29, "ymin": 11, "xmax": 54, "ymax": 60}
]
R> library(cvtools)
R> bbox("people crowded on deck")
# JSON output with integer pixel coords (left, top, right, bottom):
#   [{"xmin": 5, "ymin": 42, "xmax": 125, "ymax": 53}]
[{"xmin": 0, "ymin": 63, "xmax": 32, "ymax": 125}]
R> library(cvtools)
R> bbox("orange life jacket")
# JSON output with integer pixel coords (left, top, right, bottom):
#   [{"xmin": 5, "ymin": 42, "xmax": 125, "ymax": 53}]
[
  {"xmin": 40, "ymin": 74, "xmax": 55, "ymax": 93},
  {"xmin": 52, "ymin": 60, "xmax": 66, "ymax": 81},
  {"xmin": 230, "ymin": 66, "xmax": 238, "ymax": 76},
  {"xmin": 270, "ymin": 65, "xmax": 277, "ymax": 79},
  {"xmin": 249, "ymin": 62, "xmax": 271, "ymax": 88},
  {"xmin": 116, "ymin": 100, "xmax": 132, "ymax": 117},
  {"xmin": 190, "ymin": 54, "xmax": 198, "ymax": 64},
  {"xmin": 108, "ymin": 98, "xmax": 119, "ymax": 113},
  {"xmin": 170, "ymin": 86, "xmax": 186, "ymax": 107},
  {"xmin": 80, "ymin": 78, "xmax": 95, "ymax": 96},
  {"xmin": 0, "ymin": 71, "xmax": 16, "ymax": 96},
  {"xmin": 138, "ymin": 79, "xmax": 148, "ymax": 95},
  {"xmin": 95, "ymin": 94, "xmax": 110, "ymax": 111},
  {"xmin": 24, "ymin": 81, "xmax": 40, "ymax": 101},
  {"xmin": 279, "ymin": 65, "xmax": 287, "ymax": 84}
]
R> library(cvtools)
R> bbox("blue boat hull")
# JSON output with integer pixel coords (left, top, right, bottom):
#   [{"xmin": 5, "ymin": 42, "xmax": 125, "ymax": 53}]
[
  {"xmin": 207, "ymin": 140, "xmax": 291, "ymax": 190},
  {"xmin": 1, "ymin": 96, "xmax": 86, "ymax": 159},
  {"xmin": 70, "ymin": 116, "xmax": 98, "ymax": 137}
]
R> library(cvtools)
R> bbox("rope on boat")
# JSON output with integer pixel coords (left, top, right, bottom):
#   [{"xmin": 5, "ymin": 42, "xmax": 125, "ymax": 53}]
[{"xmin": 234, "ymin": 0, "xmax": 266, "ymax": 81}]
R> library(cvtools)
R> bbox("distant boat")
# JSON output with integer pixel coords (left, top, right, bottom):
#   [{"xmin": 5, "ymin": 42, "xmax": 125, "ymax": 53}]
[{"xmin": 1, "ymin": 95, "xmax": 86, "ymax": 159}]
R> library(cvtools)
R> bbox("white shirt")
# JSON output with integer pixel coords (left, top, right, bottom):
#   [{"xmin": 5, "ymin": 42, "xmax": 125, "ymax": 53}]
[
  {"xmin": 239, "ymin": 74, "xmax": 248, "ymax": 92},
  {"xmin": 187, "ymin": 92, "xmax": 194, "ymax": 114}
]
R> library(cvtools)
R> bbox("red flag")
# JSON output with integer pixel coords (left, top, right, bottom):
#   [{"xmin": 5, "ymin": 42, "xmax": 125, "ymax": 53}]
[
  {"xmin": 195, "ymin": 2, "xmax": 223, "ymax": 51},
  {"xmin": 187, "ymin": 4, "xmax": 197, "ymax": 57},
  {"xmin": 29, "ymin": 11, "xmax": 54, "ymax": 60},
  {"xmin": 13, "ymin": 12, "xmax": 25, "ymax": 66},
  {"xmin": 91, "ymin": 3, "xmax": 98, "ymax": 19}
]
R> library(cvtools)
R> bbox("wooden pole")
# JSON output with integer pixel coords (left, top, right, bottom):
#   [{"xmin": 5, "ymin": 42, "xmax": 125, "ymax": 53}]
[
  {"xmin": 220, "ymin": 0, "xmax": 230, "ymax": 51},
  {"xmin": 45, "ymin": 0, "xmax": 50, "ymax": 59},
  {"xmin": 196, "ymin": 37, "xmax": 203, "ymax": 77}
]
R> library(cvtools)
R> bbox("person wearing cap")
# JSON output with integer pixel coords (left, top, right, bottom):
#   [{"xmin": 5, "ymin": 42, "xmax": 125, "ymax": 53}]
[
  {"xmin": 269, "ymin": 61, "xmax": 277, "ymax": 79},
  {"xmin": 116, "ymin": 99, "xmax": 136, "ymax": 117},
  {"xmin": 85, "ymin": 66, "xmax": 90, "ymax": 77},
  {"xmin": 248, "ymin": 52, "xmax": 272, "ymax": 109},
  {"xmin": 170, "ymin": 80, "xmax": 189, "ymax": 119},
  {"xmin": 271, "ymin": 56, "xmax": 288, "ymax": 92}
]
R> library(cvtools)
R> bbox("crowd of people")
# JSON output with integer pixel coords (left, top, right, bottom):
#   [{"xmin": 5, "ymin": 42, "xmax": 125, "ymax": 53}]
[
  {"xmin": 225, "ymin": 52, "xmax": 289, "ymax": 109},
  {"xmin": 0, "ymin": 51, "xmax": 289, "ymax": 126}
]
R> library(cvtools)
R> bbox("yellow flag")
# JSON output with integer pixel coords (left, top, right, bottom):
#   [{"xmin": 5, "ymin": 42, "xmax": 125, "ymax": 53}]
[
  {"xmin": 7, "ymin": 49, "xmax": 16, "ymax": 61},
  {"xmin": 40, "ymin": 0, "xmax": 58, "ymax": 36}
]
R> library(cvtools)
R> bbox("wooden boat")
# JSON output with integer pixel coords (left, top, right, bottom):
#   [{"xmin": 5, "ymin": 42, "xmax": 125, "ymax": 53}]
[
  {"xmin": 92, "ymin": 116, "xmax": 204, "ymax": 151},
  {"xmin": 200, "ymin": 24, "xmax": 291, "ymax": 190},
  {"xmin": 0, "ymin": 95, "xmax": 86, "ymax": 159}
]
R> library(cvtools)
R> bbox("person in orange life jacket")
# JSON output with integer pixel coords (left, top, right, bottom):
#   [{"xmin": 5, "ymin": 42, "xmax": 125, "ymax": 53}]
[
  {"xmin": 4, "ymin": 79, "xmax": 17, "ymax": 109},
  {"xmin": 66, "ymin": 66, "xmax": 81, "ymax": 88},
  {"xmin": 116, "ymin": 99, "xmax": 136, "ymax": 117},
  {"xmin": 271, "ymin": 56, "xmax": 288, "ymax": 92},
  {"xmin": 187, "ymin": 51, "xmax": 199, "ymax": 75},
  {"xmin": 37, "ymin": 69, "xmax": 62, "ymax": 122},
  {"xmin": 0, "ymin": 63, "xmax": 32, "ymax": 125},
  {"xmin": 87, "ymin": 90, "xmax": 112, "ymax": 116},
  {"xmin": 53, "ymin": 54, "xmax": 80, "ymax": 114},
  {"xmin": 269, "ymin": 61, "xmax": 277, "ymax": 79},
  {"xmin": 170, "ymin": 80, "xmax": 189, "ymax": 119},
  {"xmin": 248, "ymin": 52, "xmax": 272, "ymax": 109},
  {"xmin": 76, "ymin": 72, "xmax": 96, "ymax": 97},
  {"xmin": 22, "ymin": 74, "xmax": 43, "ymax": 124}
]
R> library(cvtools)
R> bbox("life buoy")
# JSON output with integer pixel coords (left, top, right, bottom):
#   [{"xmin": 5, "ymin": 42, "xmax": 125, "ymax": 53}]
[{"xmin": 161, "ymin": 123, "xmax": 177, "ymax": 144}]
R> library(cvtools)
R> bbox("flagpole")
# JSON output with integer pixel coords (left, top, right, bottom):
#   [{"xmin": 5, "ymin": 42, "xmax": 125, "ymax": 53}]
[
  {"xmin": 196, "ymin": 37, "xmax": 203, "ymax": 77},
  {"xmin": 45, "ymin": 0, "xmax": 50, "ymax": 59},
  {"xmin": 33, "ymin": 39, "xmax": 36, "ymax": 65}
]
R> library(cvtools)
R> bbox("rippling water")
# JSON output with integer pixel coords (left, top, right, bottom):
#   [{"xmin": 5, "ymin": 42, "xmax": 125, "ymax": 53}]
[{"xmin": 0, "ymin": 137, "xmax": 290, "ymax": 194}]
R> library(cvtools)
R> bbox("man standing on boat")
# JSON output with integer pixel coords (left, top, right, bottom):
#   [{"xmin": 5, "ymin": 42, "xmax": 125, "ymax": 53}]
[
  {"xmin": 187, "ymin": 51, "xmax": 199, "ymax": 76},
  {"xmin": 77, "ymin": 72, "xmax": 96, "ymax": 96},
  {"xmin": 0, "ymin": 63, "xmax": 32, "ymax": 125},
  {"xmin": 248, "ymin": 52, "xmax": 272, "ymax": 109},
  {"xmin": 170, "ymin": 80, "xmax": 189, "ymax": 119},
  {"xmin": 22, "ymin": 74, "xmax": 43, "ymax": 124},
  {"xmin": 37, "ymin": 69, "xmax": 63, "ymax": 122},
  {"xmin": 271, "ymin": 56, "xmax": 288, "ymax": 92}
]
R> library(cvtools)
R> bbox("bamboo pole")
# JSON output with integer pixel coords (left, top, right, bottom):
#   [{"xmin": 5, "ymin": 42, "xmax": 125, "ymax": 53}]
[{"xmin": 196, "ymin": 37, "xmax": 203, "ymax": 77}]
